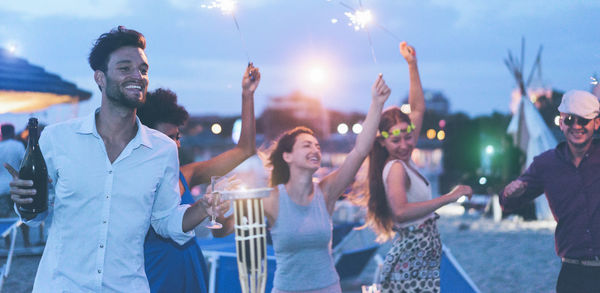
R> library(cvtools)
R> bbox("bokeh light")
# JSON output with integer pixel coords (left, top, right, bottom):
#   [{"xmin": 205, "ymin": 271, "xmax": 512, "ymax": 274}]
[
  {"xmin": 337, "ymin": 123, "xmax": 349, "ymax": 135},
  {"xmin": 352, "ymin": 123, "xmax": 362, "ymax": 134},
  {"xmin": 437, "ymin": 130, "xmax": 446, "ymax": 141},
  {"xmin": 479, "ymin": 177, "xmax": 487, "ymax": 185},
  {"xmin": 426, "ymin": 129, "xmax": 436, "ymax": 140},
  {"xmin": 211, "ymin": 123, "xmax": 222, "ymax": 134},
  {"xmin": 400, "ymin": 104, "xmax": 411, "ymax": 114}
]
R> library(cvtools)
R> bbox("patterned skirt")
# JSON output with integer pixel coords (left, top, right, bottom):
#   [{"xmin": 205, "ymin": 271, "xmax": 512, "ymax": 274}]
[{"xmin": 379, "ymin": 215, "xmax": 441, "ymax": 293}]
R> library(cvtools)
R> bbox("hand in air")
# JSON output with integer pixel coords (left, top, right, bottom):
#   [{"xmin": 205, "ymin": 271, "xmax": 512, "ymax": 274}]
[
  {"xmin": 399, "ymin": 41, "xmax": 417, "ymax": 65},
  {"xmin": 242, "ymin": 63, "xmax": 261, "ymax": 93},
  {"xmin": 371, "ymin": 74, "xmax": 391, "ymax": 105}
]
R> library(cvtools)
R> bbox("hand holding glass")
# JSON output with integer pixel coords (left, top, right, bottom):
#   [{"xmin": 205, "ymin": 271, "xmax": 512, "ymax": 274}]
[{"xmin": 206, "ymin": 176, "xmax": 223, "ymax": 229}]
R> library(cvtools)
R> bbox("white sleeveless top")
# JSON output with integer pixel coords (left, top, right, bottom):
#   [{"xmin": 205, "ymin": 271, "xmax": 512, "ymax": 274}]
[{"xmin": 382, "ymin": 159, "xmax": 434, "ymax": 228}]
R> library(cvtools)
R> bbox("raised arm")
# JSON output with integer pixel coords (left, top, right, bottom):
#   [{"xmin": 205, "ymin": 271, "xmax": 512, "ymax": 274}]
[
  {"xmin": 400, "ymin": 42, "xmax": 425, "ymax": 142},
  {"xmin": 320, "ymin": 74, "xmax": 390, "ymax": 211},
  {"xmin": 180, "ymin": 64, "xmax": 260, "ymax": 186}
]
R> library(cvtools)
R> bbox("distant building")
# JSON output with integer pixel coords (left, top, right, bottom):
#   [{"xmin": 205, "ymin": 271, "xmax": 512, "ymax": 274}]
[
  {"xmin": 179, "ymin": 115, "xmax": 240, "ymax": 165},
  {"xmin": 259, "ymin": 91, "xmax": 330, "ymax": 140},
  {"xmin": 401, "ymin": 89, "xmax": 450, "ymax": 115}
]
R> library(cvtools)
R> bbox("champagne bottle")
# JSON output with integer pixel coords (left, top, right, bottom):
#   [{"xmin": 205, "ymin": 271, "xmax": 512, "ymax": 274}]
[{"xmin": 18, "ymin": 118, "xmax": 48, "ymax": 220}]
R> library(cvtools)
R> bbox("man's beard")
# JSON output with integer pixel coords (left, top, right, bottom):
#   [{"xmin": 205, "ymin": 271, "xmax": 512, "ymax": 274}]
[{"xmin": 105, "ymin": 76, "xmax": 146, "ymax": 109}]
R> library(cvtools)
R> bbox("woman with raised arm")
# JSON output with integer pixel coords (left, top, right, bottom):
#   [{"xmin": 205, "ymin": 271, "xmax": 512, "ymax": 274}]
[
  {"xmin": 263, "ymin": 74, "xmax": 390, "ymax": 293},
  {"xmin": 364, "ymin": 42, "xmax": 472, "ymax": 293},
  {"xmin": 137, "ymin": 64, "xmax": 260, "ymax": 293}
]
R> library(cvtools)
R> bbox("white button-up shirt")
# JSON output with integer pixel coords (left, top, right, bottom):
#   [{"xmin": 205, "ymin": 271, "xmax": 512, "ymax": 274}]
[{"xmin": 27, "ymin": 110, "xmax": 193, "ymax": 293}]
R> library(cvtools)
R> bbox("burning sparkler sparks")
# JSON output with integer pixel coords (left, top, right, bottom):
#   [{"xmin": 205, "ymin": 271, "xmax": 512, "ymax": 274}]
[
  {"xmin": 201, "ymin": 0, "xmax": 236, "ymax": 15},
  {"xmin": 330, "ymin": 1, "xmax": 402, "ymax": 64},
  {"xmin": 344, "ymin": 9, "xmax": 373, "ymax": 31}
]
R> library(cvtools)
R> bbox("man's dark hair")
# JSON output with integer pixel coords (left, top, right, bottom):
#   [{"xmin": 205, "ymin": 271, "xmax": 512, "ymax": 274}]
[
  {"xmin": 137, "ymin": 88, "xmax": 189, "ymax": 129},
  {"xmin": 88, "ymin": 26, "xmax": 146, "ymax": 72},
  {"xmin": 1, "ymin": 124, "xmax": 15, "ymax": 139}
]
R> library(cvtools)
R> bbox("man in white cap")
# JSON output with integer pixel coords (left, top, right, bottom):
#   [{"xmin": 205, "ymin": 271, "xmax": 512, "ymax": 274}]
[{"xmin": 501, "ymin": 90, "xmax": 600, "ymax": 292}]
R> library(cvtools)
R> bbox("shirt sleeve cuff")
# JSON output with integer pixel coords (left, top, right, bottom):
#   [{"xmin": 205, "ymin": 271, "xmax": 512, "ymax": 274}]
[{"xmin": 168, "ymin": 204, "xmax": 195, "ymax": 245}]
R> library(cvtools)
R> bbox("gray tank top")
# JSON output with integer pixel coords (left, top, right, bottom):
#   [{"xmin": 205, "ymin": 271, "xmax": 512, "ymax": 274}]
[{"xmin": 270, "ymin": 183, "xmax": 340, "ymax": 292}]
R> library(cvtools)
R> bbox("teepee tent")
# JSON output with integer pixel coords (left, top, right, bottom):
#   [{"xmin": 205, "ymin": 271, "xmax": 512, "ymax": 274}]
[
  {"xmin": 504, "ymin": 39, "xmax": 556, "ymax": 220},
  {"xmin": 0, "ymin": 47, "xmax": 91, "ymax": 114}
]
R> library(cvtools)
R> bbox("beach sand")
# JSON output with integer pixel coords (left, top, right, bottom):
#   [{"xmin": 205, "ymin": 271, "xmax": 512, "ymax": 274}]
[
  {"xmin": 0, "ymin": 205, "xmax": 560, "ymax": 293},
  {"xmin": 436, "ymin": 205, "xmax": 560, "ymax": 293}
]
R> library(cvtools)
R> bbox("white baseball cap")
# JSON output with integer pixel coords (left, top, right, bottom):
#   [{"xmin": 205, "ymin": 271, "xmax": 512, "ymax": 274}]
[{"xmin": 558, "ymin": 90, "xmax": 600, "ymax": 119}]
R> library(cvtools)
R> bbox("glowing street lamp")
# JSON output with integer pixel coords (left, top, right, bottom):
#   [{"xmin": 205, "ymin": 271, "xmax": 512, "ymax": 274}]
[
  {"xmin": 7, "ymin": 44, "xmax": 17, "ymax": 54},
  {"xmin": 308, "ymin": 66, "xmax": 327, "ymax": 86}
]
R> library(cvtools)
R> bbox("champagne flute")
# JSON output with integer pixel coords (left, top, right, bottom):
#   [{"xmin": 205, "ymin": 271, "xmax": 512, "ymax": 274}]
[{"xmin": 205, "ymin": 176, "xmax": 223, "ymax": 229}]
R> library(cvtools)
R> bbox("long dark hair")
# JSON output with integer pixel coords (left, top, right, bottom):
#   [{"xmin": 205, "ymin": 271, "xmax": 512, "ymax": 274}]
[
  {"xmin": 366, "ymin": 106, "xmax": 411, "ymax": 242},
  {"xmin": 267, "ymin": 126, "xmax": 315, "ymax": 187}
]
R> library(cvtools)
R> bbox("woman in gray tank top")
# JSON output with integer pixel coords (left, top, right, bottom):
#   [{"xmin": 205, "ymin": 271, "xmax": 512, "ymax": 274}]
[{"xmin": 262, "ymin": 74, "xmax": 391, "ymax": 293}]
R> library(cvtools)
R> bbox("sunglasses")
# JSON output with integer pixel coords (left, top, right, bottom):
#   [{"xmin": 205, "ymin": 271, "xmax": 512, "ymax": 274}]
[{"xmin": 563, "ymin": 115, "xmax": 592, "ymax": 127}]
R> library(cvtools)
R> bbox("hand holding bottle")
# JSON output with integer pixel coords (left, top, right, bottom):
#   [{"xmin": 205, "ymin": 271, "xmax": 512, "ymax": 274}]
[
  {"xmin": 4, "ymin": 118, "xmax": 48, "ymax": 220},
  {"xmin": 4, "ymin": 163, "xmax": 35, "ymax": 205}
]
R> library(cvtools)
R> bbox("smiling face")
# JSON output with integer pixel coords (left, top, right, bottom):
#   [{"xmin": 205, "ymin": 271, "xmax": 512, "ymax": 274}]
[
  {"xmin": 99, "ymin": 46, "xmax": 149, "ymax": 109},
  {"xmin": 283, "ymin": 133, "xmax": 321, "ymax": 172},
  {"xmin": 380, "ymin": 121, "xmax": 416, "ymax": 162},
  {"xmin": 559, "ymin": 113, "xmax": 600, "ymax": 150}
]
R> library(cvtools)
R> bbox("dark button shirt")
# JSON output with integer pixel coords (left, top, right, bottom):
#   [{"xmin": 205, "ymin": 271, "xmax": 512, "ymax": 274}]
[{"xmin": 500, "ymin": 139, "xmax": 600, "ymax": 259}]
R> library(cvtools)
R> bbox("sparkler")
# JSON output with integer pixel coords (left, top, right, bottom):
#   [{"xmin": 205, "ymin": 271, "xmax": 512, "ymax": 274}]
[
  {"xmin": 333, "ymin": 1, "xmax": 402, "ymax": 64},
  {"xmin": 201, "ymin": 0, "xmax": 236, "ymax": 15},
  {"xmin": 201, "ymin": 0, "xmax": 254, "ymax": 79},
  {"xmin": 344, "ymin": 9, "xmax": 372, "ymax": 31}
]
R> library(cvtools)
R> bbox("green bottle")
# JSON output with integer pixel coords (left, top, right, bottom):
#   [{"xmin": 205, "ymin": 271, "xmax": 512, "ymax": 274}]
[{"xmin": 18, "ymin": 118, "xmax": 48, "ymax": 220}]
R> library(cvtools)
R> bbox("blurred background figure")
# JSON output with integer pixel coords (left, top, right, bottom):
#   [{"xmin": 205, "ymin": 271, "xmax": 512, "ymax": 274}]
[{"xmin": 0, "ymin": 123, "xmax": 30, "ymax": 246}]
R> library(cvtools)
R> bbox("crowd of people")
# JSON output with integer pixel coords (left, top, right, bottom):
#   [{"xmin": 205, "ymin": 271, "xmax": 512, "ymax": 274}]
[{"xmin": 2, "ymin": 26, "xmax": 599, "ymax": 293}]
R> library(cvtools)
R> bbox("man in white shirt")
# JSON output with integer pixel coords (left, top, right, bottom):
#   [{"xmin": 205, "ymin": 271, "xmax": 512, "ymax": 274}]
[{"xmin": 5, "ymin": 26, "xmax": 215, "ymax": 292}]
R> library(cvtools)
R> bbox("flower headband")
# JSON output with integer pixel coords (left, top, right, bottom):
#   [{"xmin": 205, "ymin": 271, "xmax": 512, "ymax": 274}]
[{"xmin": 381, "ymin": 123, "xmax": 416, "ymax": 138}]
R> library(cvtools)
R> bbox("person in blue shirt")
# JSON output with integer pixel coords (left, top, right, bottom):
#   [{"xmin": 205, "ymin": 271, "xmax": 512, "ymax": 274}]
[{"xmin": 137, "ymin": 64, "xmax": 260, "ymax": 293}]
